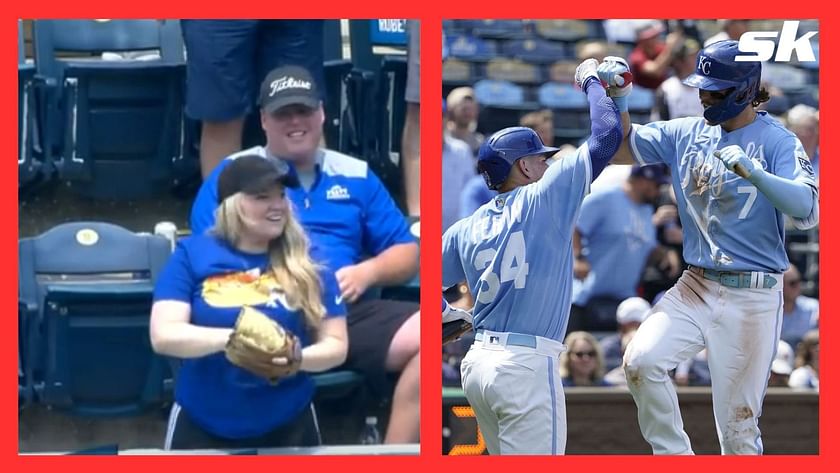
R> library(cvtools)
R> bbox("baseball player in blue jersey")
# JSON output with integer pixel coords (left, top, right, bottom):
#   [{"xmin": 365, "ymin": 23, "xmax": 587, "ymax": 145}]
[
  {"xmin": 596, "ymin": 41, "xmax": 819, "ymax": 454},
  {"xmin": 441, "ymin": 59, "xmax": 623, "ymax": 455}
]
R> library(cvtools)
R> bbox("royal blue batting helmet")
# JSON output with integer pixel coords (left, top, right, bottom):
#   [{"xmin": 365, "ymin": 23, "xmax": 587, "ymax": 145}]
[
  {"xmin": 682, "ymin": 40, "xmax": 762, "ymax": 125},
  {"xmin": 477, "ymin": 127, "xmax": 559, "ymax": 190}
]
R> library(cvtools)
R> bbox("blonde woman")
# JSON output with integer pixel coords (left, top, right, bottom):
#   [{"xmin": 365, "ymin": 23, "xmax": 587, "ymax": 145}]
[
  {"xmin": 150, "ymin": 155, "xmax": 348, "ymax": 450},
  {"xmin": 559, "ymin": 331, "xmax": 611, "ymax": 387}
]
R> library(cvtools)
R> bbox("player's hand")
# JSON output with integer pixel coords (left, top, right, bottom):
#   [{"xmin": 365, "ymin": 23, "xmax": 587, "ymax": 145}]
[
  {"xmin": 442, "ymin": 302, "xmax": 473, "ymax": 325},
  {"xmin": 652, "ymin": 204, "xmax": 678, "ymax": 227},
  {"xmin": 573, "ymin": 258, "xmax": 591, "ymax": 280},
  {"xmin": 335, "ymin": 263, "xmax": 374, "ymax": 304},
  {"xmin": 575, "ymin": 58, "xmax": 600, "ymax": 91},
  {"xmin": 714, "ymin": 145, "xmax": 760, "ymax": 180},
  {"xmin": 597, "ymin": 56, "xmax": 634, "ymax": 98}
]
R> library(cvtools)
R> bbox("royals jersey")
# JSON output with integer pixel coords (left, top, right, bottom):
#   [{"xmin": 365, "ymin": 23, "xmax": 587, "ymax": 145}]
[
  {"xmin": 442, "ymin": 146, "xmax": 592, "ymax": 341},
  {"xmin": 629, "ymin": 112, "xmax": 818, "ymax": 272}
]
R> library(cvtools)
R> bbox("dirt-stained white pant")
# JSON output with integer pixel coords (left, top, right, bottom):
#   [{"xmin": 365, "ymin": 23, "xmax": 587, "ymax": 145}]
[
  {"xmin": 460, "ymin": 330, "xmax": 567, "ymax": 455},
  {"xmin": 623, "ymin": 269, "xmax": 783, "ymax": 454}
]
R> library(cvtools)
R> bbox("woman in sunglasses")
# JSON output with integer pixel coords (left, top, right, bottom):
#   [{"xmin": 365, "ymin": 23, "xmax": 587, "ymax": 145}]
[{"xmin": 559, "ymin": 331, "xmax": 611, "ymax": 387}]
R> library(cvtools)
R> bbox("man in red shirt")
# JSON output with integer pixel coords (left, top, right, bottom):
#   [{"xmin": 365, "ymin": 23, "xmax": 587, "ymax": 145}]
[{"xmin": 628, "ymin": 21, "xmax": 685, "ymax": 90}]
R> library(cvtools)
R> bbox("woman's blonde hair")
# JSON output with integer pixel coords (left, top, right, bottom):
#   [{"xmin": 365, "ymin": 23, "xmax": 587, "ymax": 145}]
[
  {"xmin": 212, "ymin": 193, "xmax": 325, "ymax": 331},
  {"xmin": 559, "ymin": 331, "xmax": 606, "ymax": 382}
]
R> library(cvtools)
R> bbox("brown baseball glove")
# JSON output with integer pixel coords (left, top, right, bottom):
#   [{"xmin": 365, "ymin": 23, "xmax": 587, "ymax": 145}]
[{"xmin": 225, "ymin": 306, "xmax": 302, "ymax": 385}]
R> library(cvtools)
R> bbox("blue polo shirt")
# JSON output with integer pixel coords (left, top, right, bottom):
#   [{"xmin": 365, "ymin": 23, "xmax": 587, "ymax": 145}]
[
  {"xmin": 154, "ymin": 234, "xmax": 346, "ymax": 439},
  {"xmin": 191, "ymin": 146, "xmax": 415, "ymax": 272}
]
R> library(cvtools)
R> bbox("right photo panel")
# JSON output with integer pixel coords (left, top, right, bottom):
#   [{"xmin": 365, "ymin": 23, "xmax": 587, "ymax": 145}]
[{"xmin": 441, "ymin": 19, "xmax": 819, "ymax": 455}]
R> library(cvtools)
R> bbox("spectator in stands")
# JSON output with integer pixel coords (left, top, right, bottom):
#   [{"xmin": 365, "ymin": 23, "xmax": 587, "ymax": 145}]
[
  {"xmin": 789, "ymin": 329, "xmax": 819, "ymax": 390},
  {"xmin": 603, "ymin": 328, "xmax": 638, "ymax": 387},
  {"xmin": 402, "ymin": 20, "xmax": 421, "ymax": 216},
  {"xmin": 560, "ymin": 331, "xmax": 611, "ymax": 387},
  {"xmin": 786, "ymin": 105, "xmax": 820, "ymax": 181},
  {"xmin": 780, "ymin": 265, "xmax": 819, "ymax": 348},
  {"xmin": 446, "ymin": 87, "xmax": 484, "ymax": 155},
  {"xmin": 181, "ymin": 20, "xmax": 326, "ymax": 179},
  {"xmin": 651, "ymin": 38, "xmax": 704, "ymax": 121},
  {"xmin": 577, "ymin": 41, "xmax": 609, "ymax": 63},
  {"xmin": 519, "ymin": 109, "xmax": 555, "ymax": 147},
  {"xmin": 768, "ymin": 340, "xmax": 794, "ymax": 387},
  {"xmin": 190, "ymin": 66, "xmax": 421, "ymax": 444},
  {"xmin": 443, "ymin": 100, "xmax": 478, "ymax": 231},
  {"xmin": 704, "ymin": 19, "xmax": 751, "ymax": 47},
  {"xmin": 674, "ymin": 349, "xmax": 711, "ymax": 386},
  {"xmin": 150, "ymin": 155, "xmax": 348, "ymax": 449},
  {"xmin": 629, "ymin": 21, "xmax": 685, "ymax": 90},
  {"xmin": 601, "ymin": 297, "xmax": 650, "ymax": 372},
  {"xmin": 569, "ymin": 164, "xmax": 681, "ymax": 332}
]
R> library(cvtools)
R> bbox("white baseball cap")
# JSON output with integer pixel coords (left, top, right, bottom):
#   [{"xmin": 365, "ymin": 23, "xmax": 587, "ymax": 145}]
[
  {"xmin": 616, "ymin": 297, "xmax": 651, "ymax": 325},
  {"xmin": 771, "ymin": 340, "xmax": 794, "ymax": 375}
]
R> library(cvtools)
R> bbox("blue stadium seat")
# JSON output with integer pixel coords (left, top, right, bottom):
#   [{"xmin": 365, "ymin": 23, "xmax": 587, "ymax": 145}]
[
  {"xmin": 474, "ymin": 79, "xmax": 525, "ymax": 107},
  {"xmin": 502, "ymin": 38, "xmax": 571, "ymax": 63},
  {"xmin": 32, "ymin": 20, "xmax": 187, "ymax": 199},
  {"xmin": 464, "ymin": 20, "xmax": 530, "ymax": 39},
  {"xmin": 18, "ymin": 222, "xmax": 173, "ymax": 416},
  {"xmin": 19, "ymin": 20, "xmax": 49, "ymax": 189},
  {"xmin": 534, "ymin": 20, "xmax": 600, "ymax": 42},
  {"xmin": 538, "ymin": 82, "xmax": 589, "ymax": 110},
  {"xmin": 628, "ymin": 87, "xmax": 655, "ymax": 112},
  {"xmin": 446, "ymin": 34, "xmax": 497, "ymax": 62}
]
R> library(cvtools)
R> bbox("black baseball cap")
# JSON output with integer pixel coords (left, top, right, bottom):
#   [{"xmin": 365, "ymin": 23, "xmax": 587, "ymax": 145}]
[
  {"xmin": 258, "ymin": 65, "xmax": 320, "ymax": 114},
  {"xmin": 217, "ymin": 155, "xmax": 300, "ymax": 204},
  {"xmin": 630, "ymin": 164, "xmax": 670, "ymax": 185}
]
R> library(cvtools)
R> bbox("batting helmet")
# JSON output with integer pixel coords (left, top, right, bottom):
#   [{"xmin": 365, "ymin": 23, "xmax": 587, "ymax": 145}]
[
  {"xmin": 477, "ymin": 127, "xmax": 559, "ymax": 190},
  {"xmin": 682, "ymin": 40, "xmax": 762, "ymax": 125}
]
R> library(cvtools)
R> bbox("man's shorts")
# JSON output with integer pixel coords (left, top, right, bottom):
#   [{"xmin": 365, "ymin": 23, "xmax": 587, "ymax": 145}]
[
  {"xmin": 341, "ymin": 298, "xmax": 418, "ymax": 396},
  {"xmin": 404, "ymin": 20, "xmax": 420, "ymax": 104},
  {"xmin": 181, "ymin": 20, "xmax": 326, "ymax": 121}
]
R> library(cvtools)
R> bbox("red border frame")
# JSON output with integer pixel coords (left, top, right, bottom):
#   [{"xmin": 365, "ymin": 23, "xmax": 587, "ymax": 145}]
[{"xmin": 7, "ymin": 5, "xmax": 834, "ymax": 473}]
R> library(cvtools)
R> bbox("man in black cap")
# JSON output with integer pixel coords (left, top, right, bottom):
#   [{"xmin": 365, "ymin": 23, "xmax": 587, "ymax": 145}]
[{"xmin": 190, "ymin": 65, "xmax": 421, "ymax": 444}]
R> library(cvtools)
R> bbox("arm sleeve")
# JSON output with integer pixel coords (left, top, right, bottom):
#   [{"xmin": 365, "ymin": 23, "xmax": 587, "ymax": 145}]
[
  {"xmin": 319, "ymin": 268, "xmax": 347, "ymax": 318},
  {"xmin": 362, "ymin": 170, "xmax": 415, "ymax": 256},
  {"xmin": 757, "ymin": 135, "xmax": 819, "ymax": 228},
  {"xmin": 583, "ymin": 81, "xmax": 623, "ymax": 180},
  {"xmin": 442, "ymin": 221, "xmax": 467, "ymax": 289},
  {"xmin": 153, "ymin": 240, "xmax": 196, "ymax": 303}
]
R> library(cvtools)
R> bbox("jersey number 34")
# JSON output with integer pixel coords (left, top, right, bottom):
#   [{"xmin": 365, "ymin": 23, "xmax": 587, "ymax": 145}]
[{"xmin": 473, "ymin": 231, "xmax": 529, "ymax": 304}]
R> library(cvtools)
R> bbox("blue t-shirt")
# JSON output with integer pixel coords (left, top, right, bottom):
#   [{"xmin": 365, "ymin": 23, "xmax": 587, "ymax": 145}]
[
  {"xmin": 154, "ymin": 234, "xmax": 346, "ymax": 439},
  {"xmin": 573, "ymin": 187, "xmax": 656, "ymax": 305},
  {"xmin": 191, "ymin": 146, "xmax": 416, "ymax": 272},
  {"xmin": 629, "ymin": 112, "xmax": 817, "ymax": 271},
  {"xmin": 780, "ymin": 295, "xmax": 819, "ymax": 347}
]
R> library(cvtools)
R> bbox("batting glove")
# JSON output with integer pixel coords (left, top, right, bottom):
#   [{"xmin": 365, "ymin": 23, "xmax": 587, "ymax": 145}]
[
  {"xmin": 574, "ymin": 58, "xmax": 600, "ymax": 92},
  {"xmin": 442, "ymin": 300, "xmax": 473, "ymax": 325},
  {"xmin": 597, "ymin": 56, "xmax": 633, "ymax": 112},
  {"xmin": 714, "ymin": 145, "xmax": 761, "ymax": 180}
]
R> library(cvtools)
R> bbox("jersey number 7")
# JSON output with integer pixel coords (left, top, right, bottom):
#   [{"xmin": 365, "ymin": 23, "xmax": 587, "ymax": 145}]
[{"xmin": 473, "ymin": 231, "xmax": 529, "ymax": 304}]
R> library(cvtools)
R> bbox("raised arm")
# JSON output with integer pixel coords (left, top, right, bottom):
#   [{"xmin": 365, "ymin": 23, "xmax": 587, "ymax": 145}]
[
  {"xmin": 574, "ymin": 59, "xmax": 624, "ymax": 180},
  {"xmin": 596, "ymin": 56, "xmax": 638, "ymax": 165}
]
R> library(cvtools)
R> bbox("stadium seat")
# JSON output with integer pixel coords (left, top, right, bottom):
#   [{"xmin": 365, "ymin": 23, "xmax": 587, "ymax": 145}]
[
  {"xmin": 538, "ymin": 82, "xmax": 589, "ymax": 110},
  {"xmin": 534, "ymin": 20, "xmax": 600, "ymax": 42},
  {"xmin": 446, "ymin": 34, "xmax": 498, "ymax": 62},
  {"xmin": 18, "ymin": 222, "xmax": 173, "ymax": 416},
  {"xmin": 485, "ymin": 58, "xmax": 542, "ymax": 84},
  {"xmin": 466, "ymin": 20, "xmax": 531, "ymax": 40},
  {"xmin": 19, "ymin": 20, "xmax": 49, "ymax": 189},
  {"xmin": 442, "ymin": 58, "xmax": 474, "ymax": 85},
  {"xmin": 322, "ymin": 59, "xmax": 354, "ymax": 152},
  {"xmin": 474, "ymin": 79, "xmax": 525, "ymax": 107},
  {"xmin": 502, "ymin": 38, "xmax": 571, "ymax": 64},
  {"xmin": 381, "ymin": 216, "xmax": 420, "ymax": 302},
  {"xmin": 32, "ymin": 20, "xmax": 187, "ymax": 199},
  {"xmin": 628, "ymin": 87, "xmax": 655, "ymax": 112}
]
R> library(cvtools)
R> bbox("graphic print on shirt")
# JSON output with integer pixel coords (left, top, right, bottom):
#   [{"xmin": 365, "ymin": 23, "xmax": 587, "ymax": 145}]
[{"xmin": 201, "ymin": 268, "xmax": 294, "ymax": 310}]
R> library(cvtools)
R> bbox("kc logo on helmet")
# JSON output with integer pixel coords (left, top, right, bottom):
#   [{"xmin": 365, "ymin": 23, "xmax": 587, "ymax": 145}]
[
  {"xmin": 698, "ymin": 55, "xmax": 712, "ymax": 75},
  {"xmin": 735, "ymin": 21, "xmax": 818, "ymax": 62}
]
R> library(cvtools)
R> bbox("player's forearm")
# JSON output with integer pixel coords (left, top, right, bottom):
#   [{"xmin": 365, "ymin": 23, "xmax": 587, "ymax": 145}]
[
  {"xmin": 363, "ymin": 241, "xmax": 420, "ymax": 286},
  {"xmin": 610, "ymin": 113, "xmax": 635, "ymax": 165},
  {"xmin": 748, "ymin": 169, "xmax": 816, "ymax": 218},
  {"xmin": 150, "ymin": 321, "xmax": 232, "ymax": 359},
  {"xmin": 583, "ymin": 81, "xmax": 623, "ymax": 179}
]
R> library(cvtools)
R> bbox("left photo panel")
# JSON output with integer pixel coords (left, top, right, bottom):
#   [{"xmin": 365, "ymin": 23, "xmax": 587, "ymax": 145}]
[{"xmin": 18, "ymin": 19, "xmax": 420, "ymax": 455}]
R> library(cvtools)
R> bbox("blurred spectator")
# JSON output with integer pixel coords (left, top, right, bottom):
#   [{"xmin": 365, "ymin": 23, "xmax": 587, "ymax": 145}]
[
  {"xmin": 780, "ymin": 265, "xmax": 819, "ymax": 348},
  {"xmin": 459, "ymin": 174, "xmax": 496, "ymax": 220},
  {"xmin": 786, "ymin": 104, "xmax": 820, "ymax": 180},
  {"xmin": 443, "ymin": 100, "xmax": 478, "ymax": 231},
  {"xmin": 603, "ymin": 328, "xmax": 638, "ymax": 387},
  {"xmin": 560, "ymin": 332, "xmax": 611, "ymax": 387},
  {"xmin": 601, "ymin": 297, "xmax": 651, "ymax": 371},
  {"xmin": 577, "ymin": 41, "xmax": 609, "ymax": 62},
  {"xmin": 704, "ymin": 19, "xmax": 751, "ymax": 47},
  {"xmin": 768, "ymin": 340, "xmax": 795, "ymax": 387},
  {"xmin": 569, "ymin": 164, "xmax": 680, "ymax": 332},
  {"xmin": 402, "ymin": 20, "xmax": 421, "ymax": 216},
  {"xmin": 445, "ymin": 87, "xmax": 484, "ymax": 154},
  {"xmin": 189, "ymin": 66, "xmax": 421, "ymax": 444},
  {"xmin": 180, "ymin": 20, "xmax": 326, "ymax": 178},
  {"xmin": 651, "ymin": 38, "xmax": 704, "ymax": 121},
  {"xmin": 789, "ymin": 329, "xmax": 819, "ymax": 390},
  {"xmin": 629, "ymin": 21, "xmax": 685, "ymax": 90},
  {"xmin": 674, "ymin": 349, "xmax": 711, "ymax": 386},
  {"xmin": 519, "ymin": 109, "xmax": 555, "ymax": 147}
]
